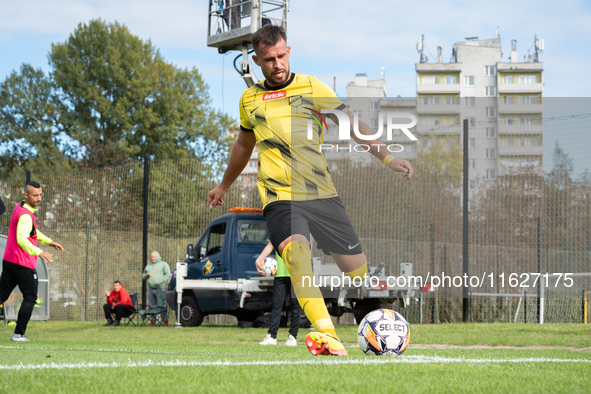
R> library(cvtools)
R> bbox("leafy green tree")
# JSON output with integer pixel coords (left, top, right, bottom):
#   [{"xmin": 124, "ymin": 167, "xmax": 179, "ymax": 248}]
[
  {"xmin": 413, "ymin": 134, "xmax": 463, "ymax": 187},
  {"xmin": 0, "ymin": 19, "xmax": 233, "ymax": 174},
  {"xmin": 0, "ymin": 65, "xmax": 74, "ymax": 177}
]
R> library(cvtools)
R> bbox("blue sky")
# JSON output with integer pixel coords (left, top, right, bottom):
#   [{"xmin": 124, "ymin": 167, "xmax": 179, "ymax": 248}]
[{"xmin": 1, "ymin": 0, "xmax": 590, "ymax": 174}]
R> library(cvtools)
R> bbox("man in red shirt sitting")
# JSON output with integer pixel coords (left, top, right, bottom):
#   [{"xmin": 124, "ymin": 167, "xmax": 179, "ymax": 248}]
[{"xmin": 103, "ymin": 281, "xmax": 133, "ymax": 326}]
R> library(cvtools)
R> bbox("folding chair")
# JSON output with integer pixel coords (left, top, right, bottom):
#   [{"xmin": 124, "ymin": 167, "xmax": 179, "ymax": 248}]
[
  {"xmin": 124, "ymin": 293, "xmax": 139, "ymax": 326},
  {"xmin": 139, "ymin": 290, "xmax": 167, "ymax": 326},
  {"xmin": 139, "ymin": 306, "xmax": 167, "ymax": 326}
]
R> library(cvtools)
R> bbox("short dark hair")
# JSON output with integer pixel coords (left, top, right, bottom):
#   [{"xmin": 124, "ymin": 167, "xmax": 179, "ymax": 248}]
[
  {"xmin": 26, "ymin": 181, "xmax": 41, "ymax": 189},
  {"xmin": 252, "ymin": 24, "xmax": 287, "ymax": 53},
  {"xmin": 114, "ymin": 281, "xmax": 121, "ymax": 285}
]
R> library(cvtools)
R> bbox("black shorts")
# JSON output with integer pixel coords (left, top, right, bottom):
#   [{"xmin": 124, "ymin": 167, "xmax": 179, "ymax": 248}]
[{"xmin": 263, "ymin": 197, "xmax": 363, "ymax": 255}]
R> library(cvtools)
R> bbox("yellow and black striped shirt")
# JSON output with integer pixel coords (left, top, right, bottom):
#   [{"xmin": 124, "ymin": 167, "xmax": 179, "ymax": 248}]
[{"xmin": 239, "ymin": 73, "xmax": 344, "ymax": 208}]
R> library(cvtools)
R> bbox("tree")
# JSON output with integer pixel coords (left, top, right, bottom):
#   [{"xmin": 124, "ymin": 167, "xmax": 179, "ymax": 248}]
[
  {"xmin": 412, "ymin": 134, "xmax": 463, "ymax": 188},
  {"xmin": 0, "ymin": 65, "xmax": 74, "ymax": 177},
  {"xmin": 0, "ymin": 19, "xmax": 233, "ymax": 174}
]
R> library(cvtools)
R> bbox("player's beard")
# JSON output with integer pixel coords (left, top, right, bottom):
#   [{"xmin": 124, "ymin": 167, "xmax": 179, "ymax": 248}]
[{"xmin": 263, "ymin": 64, "xmax": 290, "ymax": 86}]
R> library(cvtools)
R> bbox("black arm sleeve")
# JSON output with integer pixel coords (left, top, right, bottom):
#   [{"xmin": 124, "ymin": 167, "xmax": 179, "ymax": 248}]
[{"xmin": 0, "ymin": 197, "xmax": 5, "ymax": 216}]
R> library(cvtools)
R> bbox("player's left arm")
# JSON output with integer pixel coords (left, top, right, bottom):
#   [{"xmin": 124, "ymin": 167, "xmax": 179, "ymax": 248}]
[
  {"xmin": 311, "ymin": 77, "xmax": 413, "ymax": 180},
  {"xmin": 37, "ymin": 229, "xmax": 65, "ymax": 252},
  {"xmin": 341, "ymin": 106, "xmax": 414, "ymax": 180}
]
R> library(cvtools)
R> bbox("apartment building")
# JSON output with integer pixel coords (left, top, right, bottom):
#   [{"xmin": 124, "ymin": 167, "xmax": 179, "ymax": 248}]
[{"xmin": 416, "ymin": 37, "xmax": 544, "ymax": 192}]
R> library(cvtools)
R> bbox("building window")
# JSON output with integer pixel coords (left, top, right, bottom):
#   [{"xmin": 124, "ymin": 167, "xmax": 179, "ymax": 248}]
[
  {"xmin": 468, "ymin": 117, "xmax": 475, "ymax": 127},
  {"xmin": 503, "ymin": 117, "xmax": 514, "ymax": 125},
  {"xmin": 518, "ymin": 75, "xmax": 537, "ymax": 84},
  {"xmin": 470, "ymin": 159, "xmax": 476, "ymax": 169},
  {"xmin": 519, "ymin": 137, "xmax": 538, "ymax": 147},
  {"xmin": 486, "ymin": 148, "xmax": 496, "ymax": 158},
  {"xmin": 519, "ymin": 117, "xmax": 537, "ymax": 125},
  {"xmin": 421, "ymin": 116, "xmax": 440, "ymax": 126},
  {"xmin": 370, "ymin": 102, "xmax": 380, "ymax": 111},
  {"xmin": 503, "ymin": 138, "xmax": 515, "ymax": 147},
  {"xmin": 502, "ymin": 75, "xmax": 514, "ymax": 84},
  {"xmin": 469, "ymin": 138, "xmax": 475, "ymax": 148},
  {"xmin": 370, "ymin": 118, "xmax": 379, "ymax": 128},
  {"xmin": 485, "ymin": 86, "xmax": 496, "ymax": 96},
  {"xmin": 486, "ymin": 169, "xmax": 497, "ymax": 179},
  {"xmin": 486, "ymin": 107, "xmax": 496, "ymax": 117},
  {"xmin": 445, "ymin": 96, "xmax": 458, "ymax": 105},
  {"xmin": 465, "ymin": 97, "xmax": 475, "ymax": 107},
  {"xmin": 464, "ymin": 76, "xmax": 474, "ymax": 86},
  {"xmin": 503, "ymin": 96, "xmax": 514, "ymax": 105},
  {"xmin": 485, "ymin": 66, "xmax": 496, "ymax": 76},
  {"xmin": 422, "ymin": 75, "xmax": 439, "ymax": 84},
  {"xmin": 422, "ymin": 96, "xmax": 440, "ymax": 105},
  {"xmin": 445, "ymin": 75, "xmax": 457, "ymax": 84},
  {"xmin": 486, "ymin": 128, "xmax": 496, "ymax": 137},
  {"xmin": 469, "ymin": 180, "xmax": 476, "ymax": 190},
  {"xmin": 519, "ymin": 95, "xmax": 539, "ymax": 104}
]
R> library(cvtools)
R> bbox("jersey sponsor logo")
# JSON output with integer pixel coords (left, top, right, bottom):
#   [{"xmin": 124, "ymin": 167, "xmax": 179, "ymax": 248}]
[{"xmin": 262, "ymin": 90, "xmax": 287, "ymax": 101}]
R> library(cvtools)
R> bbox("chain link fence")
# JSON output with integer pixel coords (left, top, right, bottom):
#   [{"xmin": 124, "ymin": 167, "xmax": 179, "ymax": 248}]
[{"xmin": 1, "ymin": 106, "xmax": 590, "ymax": 324}]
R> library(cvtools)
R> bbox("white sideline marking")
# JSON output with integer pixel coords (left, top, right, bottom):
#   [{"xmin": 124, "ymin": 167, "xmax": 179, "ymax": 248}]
[
  {"xmin": 0, "ymin": 345, "xmax": 217, "ymax": 356},
  {"xmin": 0, "ymin": 355, "xmax": 590, "ymax": 371}
]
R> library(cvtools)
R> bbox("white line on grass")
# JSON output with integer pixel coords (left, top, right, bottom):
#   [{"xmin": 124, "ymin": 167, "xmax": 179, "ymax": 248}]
[
  {"xmin": 0, "ymin": 345, "xmax": 218, "ymax": 356},
  {"xmin": 1, "ymin": 355, "xmax": 590, "ymax": 371}
]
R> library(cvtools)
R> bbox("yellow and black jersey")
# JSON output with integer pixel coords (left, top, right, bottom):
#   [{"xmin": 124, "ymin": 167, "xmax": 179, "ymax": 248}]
[{"xmin": 239, "ymin": 73, "xmax": 345, "ymax": 208}]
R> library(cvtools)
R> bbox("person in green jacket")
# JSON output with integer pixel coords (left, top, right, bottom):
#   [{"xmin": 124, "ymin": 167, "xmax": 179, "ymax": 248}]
[
  {"xmin": 257, "ymin": 241, "xmax": 302, "ymax": 346},
  {"xmin": 142, "ymin": 251, "xmax": 171, "ymax": 326}
]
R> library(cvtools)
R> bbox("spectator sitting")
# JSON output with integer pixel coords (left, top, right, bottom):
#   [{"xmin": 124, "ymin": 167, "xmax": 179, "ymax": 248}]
[{"xmin": 103, "ymin": 281, "xmax": 133, "ymax": 327}]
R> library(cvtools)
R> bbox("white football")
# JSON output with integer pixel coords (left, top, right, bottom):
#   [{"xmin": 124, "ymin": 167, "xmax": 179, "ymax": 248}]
[
  {"xmin": 357, "ymin": 308, "xmax": 410, "ymax": 356},
  {"xmin": 261, "ymin": 256, "xmax": 277, "ymax": 277}
]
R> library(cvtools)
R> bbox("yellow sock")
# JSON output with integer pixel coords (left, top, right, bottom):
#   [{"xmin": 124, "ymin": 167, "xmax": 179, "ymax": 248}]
[
  {"xmin": 344, "ymin": 257, "xmax": 368, "ymax": 281},
  {"xmin": 282, "ymin": 241, "xmax": 336, "ymax": 337}
]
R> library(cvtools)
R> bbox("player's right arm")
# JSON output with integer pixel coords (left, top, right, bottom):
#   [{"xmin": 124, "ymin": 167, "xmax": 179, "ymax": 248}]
[
  {"xmin": 209, "ymin": 92, "xmax": 257, "ymax": 208},
  {"xmin": 208, "ymin": 129, "xmax": 256, "ymax": 208}
]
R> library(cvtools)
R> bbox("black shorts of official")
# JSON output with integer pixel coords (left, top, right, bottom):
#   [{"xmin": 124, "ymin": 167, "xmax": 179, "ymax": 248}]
[{"xmin": 263, "ymin": 197, "xmax": 363, "ymax": 256}]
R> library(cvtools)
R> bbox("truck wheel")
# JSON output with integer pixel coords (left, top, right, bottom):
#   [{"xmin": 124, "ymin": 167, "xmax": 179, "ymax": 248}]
[
  {"xmin": 180, "ymin": 296, "xmax": 204, "ymax": 327},
  {"xmin": 327, "ymin": 300, "xmax": 345, "ymax": 317}
]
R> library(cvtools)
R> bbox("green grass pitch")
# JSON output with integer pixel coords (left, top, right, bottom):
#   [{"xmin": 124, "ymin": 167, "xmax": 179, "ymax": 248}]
[{"xmin": 1, "ymin": 321, "xmax": 590, "ymax": 393}]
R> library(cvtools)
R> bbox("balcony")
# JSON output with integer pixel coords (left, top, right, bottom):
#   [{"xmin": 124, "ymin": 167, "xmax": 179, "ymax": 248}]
[
  {"xmin": 417, "ymin": 84, "xmax": 461, "ymax": 94},
  {"xmin": 416, "ymin": 124, "xmax": 462, "ymax": 135},
  {"xmin": 417, "ymin": 104, "xmax": 461, "ymax": 115},
  {"xmin": 498, "ymin": 103, "xmax": 543, "ymax": 114},
  {"xmin": 498, "ymin": 145, "xmax": 543, "ymax": 156},
  {"xmin": 497, "ymin": 63, "xmax": 544, "ymax": 73},
  {"xmin": 498, "ymin": 83, "xmax": 543, "ymax": 94},
  {"xmin": 498, "ymin": 124, "xmax": 543, "ymax": 135}
]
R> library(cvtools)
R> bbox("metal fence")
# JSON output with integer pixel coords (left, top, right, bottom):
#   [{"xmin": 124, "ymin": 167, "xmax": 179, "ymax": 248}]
[{"xmin": 1, "ymin": 110, "xmax": 590, "ymax": 324}]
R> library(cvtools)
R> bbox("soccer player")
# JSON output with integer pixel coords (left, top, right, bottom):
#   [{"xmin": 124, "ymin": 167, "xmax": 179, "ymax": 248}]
[
  {"xmin": 0, "ymin": 181, "xmax": 65, "ymax": 341},
  {"xmin": 208, "ymin": 25, "xmax": 413, "ymax": 356}
]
